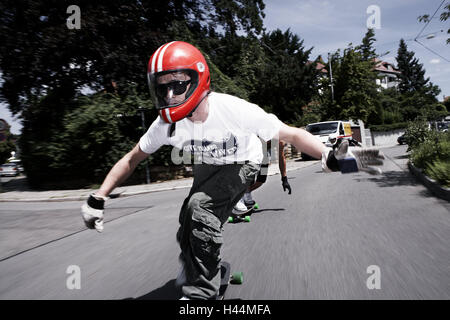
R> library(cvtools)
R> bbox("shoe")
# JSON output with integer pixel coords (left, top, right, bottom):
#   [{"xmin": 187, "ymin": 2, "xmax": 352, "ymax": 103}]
[
  {"xmin": 243, "ymin": 192, "xmax": 255, "ymax": 207},
  {"xmin": 232, "ymin": 198, "xmax": 248, "ymax": 214}
]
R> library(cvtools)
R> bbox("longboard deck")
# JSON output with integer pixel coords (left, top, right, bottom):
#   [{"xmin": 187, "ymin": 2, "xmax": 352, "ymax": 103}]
[{"xmin": 217, "ymin": 261, "xmax": 231, "ymax": 299}]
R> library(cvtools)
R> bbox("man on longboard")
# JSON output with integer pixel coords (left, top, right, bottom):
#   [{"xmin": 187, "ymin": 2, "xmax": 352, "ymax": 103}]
[{"xmin": 81, "ymin": 41, "xmax": 385, "ymax": 300}]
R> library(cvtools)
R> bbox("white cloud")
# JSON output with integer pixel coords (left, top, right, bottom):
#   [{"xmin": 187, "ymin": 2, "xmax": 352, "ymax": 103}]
[{"xmin": 429, "ymin": 59, "xmax": 440, "ymax": 64}]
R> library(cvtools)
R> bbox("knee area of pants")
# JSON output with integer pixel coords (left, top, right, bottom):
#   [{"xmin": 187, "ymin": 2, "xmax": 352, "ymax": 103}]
[{"xmin": 187, "ymin": 192, "xmax": 210, "ymax": 211}]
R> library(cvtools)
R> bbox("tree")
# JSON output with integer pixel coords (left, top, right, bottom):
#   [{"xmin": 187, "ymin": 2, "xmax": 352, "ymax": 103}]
[
  {"xmin": 396, "ymin": 39, "xmax": 441, "ymax": 120},
  {"xmin": 0, "ymin": 0, "xmax": 266, "ymax": 187},
  {"xmin": 369, "ymin": 87, "xmax": 403, "ymax": 125},
  {"xmin": 396, "ymin": 39, "xmax": 430, "ymax": 94},
  {"xmin": 254, "ymin": 29, "xmax": 318, "ymax": 122},
  {"xmin": 0, "ymin": 0, "xmax": 266, "ymax": 114},
  {"xmin": 357, "ymin": 28, "xmax": 377, "ymax": 61},
  {"xmin": 320, "ymin": 45, "xmax": 378, "ymax": 123},
  {"xmin": 337, "ymin": 47, "xmax": 378, "ymax": 122},
  {"xmin": 0, "ymin": 124, "xmax": 16, "ymax": 164}
]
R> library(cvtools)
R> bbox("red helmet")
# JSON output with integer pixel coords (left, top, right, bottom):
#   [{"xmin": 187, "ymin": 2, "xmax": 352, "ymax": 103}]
[{"xmin": 147, "ymin": 41, "xmax": 211, "ymax": 123}]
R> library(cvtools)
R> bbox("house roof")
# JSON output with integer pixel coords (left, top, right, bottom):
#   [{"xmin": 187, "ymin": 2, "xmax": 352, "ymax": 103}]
[
  {"xmin": 307, "ymin": 58, "xmax": 401, "ymax": 76},
  {"xmin": 307, "ymin": 60, "xmax": 328, "ymax": 73},
  {"xmin": 373, "ymin": 58, "xmax": 401, "ymax": 74}
]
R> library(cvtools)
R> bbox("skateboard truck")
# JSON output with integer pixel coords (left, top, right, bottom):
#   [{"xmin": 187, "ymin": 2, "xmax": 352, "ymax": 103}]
[{"xmin": 218, "ymin": 261, "xmax": 243, "ymax": 300}]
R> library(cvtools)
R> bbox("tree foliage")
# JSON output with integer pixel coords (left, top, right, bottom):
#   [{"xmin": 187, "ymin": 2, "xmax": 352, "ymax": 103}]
[
  {"xmin": 254, "ymin": 29, "xmax": 318, "ymax": 121},
  {"xmin": 418, "ymin": 3, "xmax": 450, "ymax": 44},
  {"xmin": 320, "ymin": 45, "xmax": 378, "ymax": 123},
  {"xmin": 396, "ymin": 39, "xmax": 441, "ymax": 121},
  {"xmin": 0, "ymin": 1, "xmax": 444, "ymax": 188},
  {"xmin": 396, "ymin": 39, "xmax": 430, "ymax": 94},
  {"xmin": 0, "ymin": 0, "xmax": 268, "ymax": 188},
  {"xmin": 357, "ymin": 28, "xmax": 377, "ymax": 61}
]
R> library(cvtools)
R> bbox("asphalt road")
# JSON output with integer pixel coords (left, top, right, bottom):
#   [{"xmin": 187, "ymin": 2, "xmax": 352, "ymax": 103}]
[{"xmin": 0, "ymin": 145, "xmax": 449, "ymax": 299}]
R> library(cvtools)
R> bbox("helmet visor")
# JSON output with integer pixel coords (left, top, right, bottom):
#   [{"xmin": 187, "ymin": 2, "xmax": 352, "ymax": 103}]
[{"xmin": 148, "ymin": 69, "xmax": 198, "ymax": 110}]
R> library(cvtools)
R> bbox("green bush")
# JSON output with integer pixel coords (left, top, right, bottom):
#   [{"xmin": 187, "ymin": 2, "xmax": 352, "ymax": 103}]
[
  {"xmin": 404, "ymin": 119, "xmax": 430, "ymax": 152},
  {"xmin": 426, "ymin": 160, "xmax": 450, "ymax": 188},
  {"xmin": 368, "ymin": 122, "xmax": 408, "ymax": 132},
  {"xmin": 410, "ymin": 130, "xmax": 450, "ymax": 188}
]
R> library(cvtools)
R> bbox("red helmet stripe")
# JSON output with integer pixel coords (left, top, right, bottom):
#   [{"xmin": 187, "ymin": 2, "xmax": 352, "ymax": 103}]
[
  {"xmin": 159, "ymin": 110, "xmax": 169, "ymax": 123},
  {"xmin": 157, "ymin": 41, "xmax": 176, "ymax": 72},
  {"xmin": 164, "ymin": 108, "xmax": 173, "ymax": 123},
  {"xmin": 151, "ymin": 44, "xmax": 165, "ymax": 74}
]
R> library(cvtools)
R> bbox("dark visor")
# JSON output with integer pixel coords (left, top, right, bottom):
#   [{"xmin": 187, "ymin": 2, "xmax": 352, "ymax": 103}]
[{"xmin": 155, "ymin": 80, "xmax": 191, "ymax": 99}]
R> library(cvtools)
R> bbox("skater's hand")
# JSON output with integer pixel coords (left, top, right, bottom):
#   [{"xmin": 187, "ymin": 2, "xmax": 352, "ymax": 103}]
[
  {"xmin": 281, "ymin": 176, "xmax": 291, "ymax": 194},
  {"xmin": 81, "ymin": 194, "xmax": 106, "ymax": 232},
  {"xmin": 322, "ymin": 139, "xmax": 385, "ymax": 175}
]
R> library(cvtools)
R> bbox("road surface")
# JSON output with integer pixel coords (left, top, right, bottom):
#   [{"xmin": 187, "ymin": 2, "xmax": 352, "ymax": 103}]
[{"xmin": 0, "ymin": 145, "xmax": 449, "ymax": 299}]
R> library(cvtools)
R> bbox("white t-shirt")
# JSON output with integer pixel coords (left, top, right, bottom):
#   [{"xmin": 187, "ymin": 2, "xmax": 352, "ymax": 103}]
[{"xmin": 139, "ymin": 92, "xmax": 283, "ymax": 165}]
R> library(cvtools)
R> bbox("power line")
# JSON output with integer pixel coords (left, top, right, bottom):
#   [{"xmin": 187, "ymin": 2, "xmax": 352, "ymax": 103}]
[
  {"xmin": 412, "ymin": 0, "xmax": 450, "ymax": 63},
  {"xmin": 414, "ymin": 0, "xmax": 446, "ymax": 40},
  {"xmin": 414, "ymin": 39, "xmax": 450, "ymax": 62}
]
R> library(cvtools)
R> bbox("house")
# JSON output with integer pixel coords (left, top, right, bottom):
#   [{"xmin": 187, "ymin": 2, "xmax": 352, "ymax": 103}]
[{"xmin": 373, "ymin": 58, "xmax": 401, "ymax": 90}]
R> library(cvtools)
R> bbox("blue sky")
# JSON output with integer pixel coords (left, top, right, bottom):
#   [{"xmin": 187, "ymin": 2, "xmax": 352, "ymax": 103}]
[
  {"xmin": 263, "ymin": 0, "xmax": 450, "ymax": 96},
  {"xmin": 1, "ymin": 0, "xmax": 449, "ymax": 135}
]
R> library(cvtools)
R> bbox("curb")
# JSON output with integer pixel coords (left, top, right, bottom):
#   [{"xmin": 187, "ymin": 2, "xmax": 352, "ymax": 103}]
[
  {"xmin": 408, "ymin": 162, "xmax": 450, "ymax": 202},
  {"xmin": 0, "ymin": 183, "xmax": 194, "ymax": 203},
  {"xmin": 0, "ymin": 160, "xmax": 319, "ymax": 202}
]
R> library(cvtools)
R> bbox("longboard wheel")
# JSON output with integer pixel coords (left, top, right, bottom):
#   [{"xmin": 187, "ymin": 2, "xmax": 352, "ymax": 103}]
[
  {"xmin": 230, "ymin": 272, "xmax": 244, "ymax": 284},
  {"xmin": 228, "ymin": 216, "xmax": 234, "ymax": 223},
  {"xmin": 244, "ymin": 216, "xmax": 251, "ymax": 222},
  {"xmin": 253, "ymin": 203, "xmax": 259, "ymax": 210}
]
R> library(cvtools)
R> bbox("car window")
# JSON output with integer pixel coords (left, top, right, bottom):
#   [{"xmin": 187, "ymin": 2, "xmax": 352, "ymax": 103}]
[{"xmin": 306, "ymin": 122, "xmax": 339, "ymax": 135}]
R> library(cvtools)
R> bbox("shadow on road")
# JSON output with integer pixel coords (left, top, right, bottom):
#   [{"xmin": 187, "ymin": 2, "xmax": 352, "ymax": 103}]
[
  {"xmin": 354, "ymin": 170, "xmax": 420, "ymax": 188},
  {"xmin": 125, "ymin": 279, "xmax": 181, "ymax": 300},
  {"xmin": 125, "ymin": 279, "xmax": 243, "ymax": 300},
  {"xmin": 353, "ymin": 170, "xmax": 439, "ymax": 199},
  {"xmin": 0, "ymin": 176, "xmax": 32, "ymax": 192},
  {"xmin": 394, "ymin": 154, "xmax": 409, "ymax": 160},
  {"xmin": 253, "ymin": 208, "xmax": 285, "ymax": 215}
]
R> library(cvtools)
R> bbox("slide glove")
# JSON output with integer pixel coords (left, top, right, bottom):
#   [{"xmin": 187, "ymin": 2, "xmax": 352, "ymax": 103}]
[
  {"xmin": 322, "ymin": 139, "xmax": 385, "ymax": 175},
  {"xmin": 81, "ymin": 194, "xmax": 107, "ymax": 232},
  {"xmin": 281, "ymin": 176, "xmax": 292, "ymax": 194}
]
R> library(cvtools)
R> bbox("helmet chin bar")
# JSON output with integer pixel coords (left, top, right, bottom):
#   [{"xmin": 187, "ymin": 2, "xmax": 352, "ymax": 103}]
[{"xmin": 187, "ymin": 91, "xmax": 210, "ymax": 118}]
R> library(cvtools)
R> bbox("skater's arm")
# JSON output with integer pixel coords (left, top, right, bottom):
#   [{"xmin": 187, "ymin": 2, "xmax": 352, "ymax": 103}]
[
  {"xmin": 278, "ymin": 140, "xmax": 291, "ymax": 194},
  {"xmin": 278, "ymin": 123, "xmax": 385, "ymax": 174},
  {"xmin": 278, "ymin": 123, "xmax": 326, "ymax": 160},
  {"xmin": 278, "ymin": 141, "xmax": 287, "ymax": 177},
  {"xmin": 95, "ymin": 143, "xmax": 149, "ymax": 198}
]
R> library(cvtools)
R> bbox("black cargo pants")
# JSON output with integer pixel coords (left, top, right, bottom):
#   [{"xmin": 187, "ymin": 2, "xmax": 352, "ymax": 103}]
[{"xmin": 176, "ymin": 162, "xmax": 260, "ymax": 299}]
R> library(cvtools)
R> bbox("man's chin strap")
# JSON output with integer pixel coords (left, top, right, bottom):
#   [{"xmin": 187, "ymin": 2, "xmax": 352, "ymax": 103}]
[{"xmin": 187, "ymin": 91, "xmax": 210, "ymax": 118}]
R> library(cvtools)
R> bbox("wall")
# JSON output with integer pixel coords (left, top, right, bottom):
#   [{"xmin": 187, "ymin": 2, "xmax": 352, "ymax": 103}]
[{"xmin": 371, "ymin": 129, "xmax": 405, "ymax": 146}]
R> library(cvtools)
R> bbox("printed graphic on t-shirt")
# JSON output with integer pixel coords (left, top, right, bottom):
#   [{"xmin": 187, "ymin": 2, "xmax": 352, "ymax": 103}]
[{"xmin": 181, "ymin": 133, "xmax": 238, "ymax": 159}]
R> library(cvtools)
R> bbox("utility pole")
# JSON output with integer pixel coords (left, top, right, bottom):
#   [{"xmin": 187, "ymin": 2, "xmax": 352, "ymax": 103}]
[
  {"xmin": 328, "ymin": 52, "xmax": 335, "ymax": 102},
  {"xmin": 138, "ymin": 107, "xmax": 151, "ymax": 184}
]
